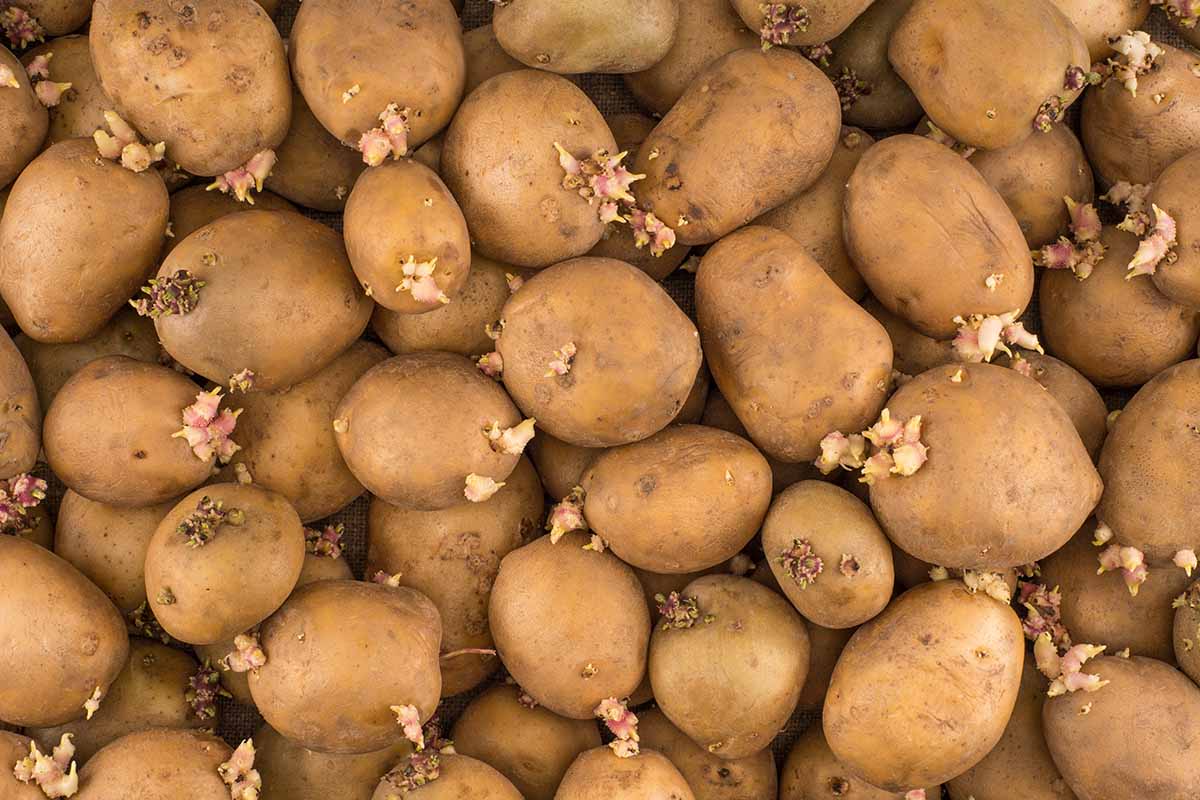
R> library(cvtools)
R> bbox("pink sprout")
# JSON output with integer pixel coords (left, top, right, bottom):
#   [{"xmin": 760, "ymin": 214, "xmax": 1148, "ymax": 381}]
[
  {"xmin": 547, "ymin": 487, "xmax": 587, "ymax": 543},
  {"xmin": 517, "ymin": 690, "xmax": 537, "ymax": 709},
  {"xmin": 582, "ymin": 533, "xmax": 608, "ymax": 552},
  {"xmin": 831, "ymin": 67, "xmax": 872, "ymax": 112},
  {"xmin": 505, "ymin": 273, "xmax": 524, "ymax": 293},
  {"xmin": 1018, "ymin": 580, "xmax": 1071, "ymax": 649},
  {"xmin": 206, "ymin": 150, "xmax": 276, "ymax": 205},
  {"xmin": 961, "ymin": 570, "xmax": 1013, "ymax": 603},
  {"xmin": 173, "ymin": 389, "xmax": 242, "ymax": 464},
  {"xmin": 396, "ymin": 256, "xmax": 449, "ymax": 305},
  {"xmin": 228, "ymin": 369, "xmax": 255, "ymax": 393},
  {"xmin": 863, "ymin": 408, "xmax": 904, "ymax": 448},
  {"xmin": 392, "ymin": 704, "xmax": 425, "ymax": 749},
  {"xmin": 1033, "ymin": 95, "xmax": 1066, "ymax": 133},
  {"xmin": 1175, "ymin": 549, "xmax": 1198, "ymax": 577},
  {"xmin": 223, "ymin": 632, "xmax": 266, "ymax": 673},
  {"xmin": 12, "ymin": 734, "xmax": 77, "ymax": 798},
  {"xmin": 759, "ymin": 2, "xmax": 810, "ymax": 50},
  {"xmin": 1097, "ymin": 543, "xmax": 1148, "ymax": 596},
  {"xmin": 187, "ymin": 661, "xmax": 228, "ymax": 721},
  {"xmin": 218, "ymin": 739, "xmax": 261, "ymax": 800},
  {"xmin": 93, "ymin": 111, "xmax": 165, "ymax": 173},
  {"xmin": 857, "ymin": 409, "xmax": 927, "ymax": 483},
  {"xmin": 545, "ymin": 343, "xmax": 577, "ymax": 377},
  {"xmin": 858, "ymin": 450, "xmax": 895, "ymax": 485},
  {"xmin": 0, "ymin": 63, "xmax": 17, "ymax": 88},
  {"xmin": 33, "ymin": 78, "xmax": 69, "ymax": 107},
  {"xmin": 778, "ymin": 538, "xmax": 823, "ymax": 588},
  {"xmin": 176, "ymin": 495, "xmax": 245, "ymax": 548},
  {"xmin": 379, "ymin": 720, "xmax": 453, "ymax": 795},
  {"xmin": 1093, "ymin": 521, "xmax": 1115, "ymax": 546},
  {"xmin": 476, "ymin": 351, "xmax": 504, "ymax": 379},
  {"xmin": 1126, "ymin": 204, "xmax": 1178, "ymax": 278},
  {"xmin": 814, "ymin": 431, "xmax": 867, "ymax": 474},
  {"xmin": 799, "ymin": 43, "xmax": 833, "ymax": 67},
  {"xmin": 1154, "ymin": 0, "xmax": 1200, "ymax": 27},
  {"xmin": 1103, "ymin": 181, "xmax": 1152, "ymax": 235},
  {"xmin": 304, "ymin": 523, "xmax": 344, "ymax": 559},
  {"xmin": 1064, "ymin": 65, "xmax": 1100, "ymax": 91},
  {"xmin": 627, "ymin": 206, "xmax": 677, "ymax": 256},
  {"xmin": 484, "ymin": 418, "xmax": 536, "ymax": 456},
  {"xmin": 464, "ymin": 473, "xmax": 504, "ymax": 503},
  {"xmin": 358, "ymin": 104, "xmax": 413, "ymax": 166},
  {"xmin": 1066, "ymin": 197, "xmax": 1102, "ymax": 242},
  {"xmin": 0, "ymin": 472, "xmax": 46, "ymax": 537},
  {"xmin": 1101, "ymin": 31, "xmax": 1164, "ymax": 96},
  {"xmin": 24, "ymin": 51, "xmax": 48, "ymax": 79},
  {"xmin": 553, "ymin": 143, "xmax": 642, "ymax": 208},
  {"xmin": 839, "ymin": 554, "xmax": 860, "ymax": 577},
  {"xmin": 655, "ymin": 591, "xmax": 713, "ymax": 630},
  {"xmin": 595, "ymin": 698, "xmax": 640, "ymax": 758},
  {"xmin": 0, "ymin": 6, "xmax": 44, "ymax": 49},
  {"xmin": 128, "ymin": 601, "xmax": 172, "ymax": 644},
  {"xmin": 130, "ymin": 269, "xmax": 206, "ymax": 318},
  {"xmin": 905, "ymin": 791, "xmax": 927, "ymax": 800},
  {"xmin": 372, "ymin": 571, "xmax": 402, "ymax": 587},
  {"xmin": 952, "ymin": 312, "xmax": 1043, "ymax": 362},
  {"xmin": 922, "ymin": 120, "xmax": 976, "ymax": 158},
  {"xmin": 82, "ymin": 686, "xmax": 102, "ymax": 720}
]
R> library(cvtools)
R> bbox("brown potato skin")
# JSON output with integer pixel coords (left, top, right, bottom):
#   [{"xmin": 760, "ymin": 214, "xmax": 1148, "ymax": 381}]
[
  {"xmin": 75, "ymin": 729, "xmax": 232, "ymax": 800},
  {"xmin": 334, "ymin": 352, "xmax": 522, "ymax": 510},
  {"xmin": 489, "ymin": 532, "xmax": 651, "ymax": 719},
  {"xmin": 1097, "ymin": 359, "xmax": 1200, "ymax": 564},
  {"xmin": 254, "ymin": 723, "xmax": 411, "ymax": 800},
  {"xmin": 0, "ymin": 326, "xmax": 39, "ymax": 478},
  {"xmin": 1040, "ymin": 227, "xmax": 1200, "ymax": 387},
  {"xmin": 193, "ymin": 636, "xmax": 252, "ymax": 706},
  {"xmin": 528, "ymin": 430, "xmax": 600, "ymax": 500},
  {"xmin": 1043, "ymin": 656, "xmax": 1200, "ymax": 800},
  {"xmin": 441, "ymin": 71, "xmax": 614, "ymax": 268},
  {"xmin": 290, "ymin": 0, "xmax": 464, "ymax": 149},
  {"xmin": 638, "ymin": 707, "xmax": 777, "ymax": 800},
  {"xmin": 463, "ymin": 25, "xmax": 524, "ymax": 96},
  {"xmin": 164, "ymin": 185, "xmax": 296, "ymax": 256},
  {"xmin": 268, "ymin": 86, "xmax": 366, "ymax": 213},
  {"xmin": 497, "ymin": 257, "xmax": 701, "ymax": 447},
  {"xmin": 697, "ymin": 226, "xmax": 892, "ymax": 462},
  {"xmin": 781, "ymin": 725, "xmax": 939, "ymax": 800},
  {"xmin": 366, "ymin": 457, "xmax": 544, "ymax": 697},
  {"xmin": 862, "ymin": 296, "xmax": 955, "ymax": 376},
  {"xmin": 826, "ymin": 0, "xmax": 922, "ymax": 130},
  {"xmin": 216, "ymin": 341, "xmax": 388, "ymax": 522},
  {"xmin": 250, "ymin": 579, "xmax": 443, "ymax": 754},
  {"xmin": 824, "ymin": 579, "xmax": 1025, "ymax": 791},
  {"xmin": 15, "ymin": 504, "xmax": 54, "ymax": 549},
  {"xmin": 999, "ymin": 353, "xmax": 1108, "ymax": 460},
  {"xmin": 581, "ymin": 425, "xmax": 772, "ymax": 574},
  {"xmin": 0, "ymin": 44, "xmax": 47, "ymax": 190},
  {"xmin": 89, "ymin": 0, "xmax": 290, "ymax": 177},
  {"xmin": 844, "ymin": 134, "xmax": 1034, "ymax": 339},
  {"xmin": 0, "ymin": 731, "xmax": 46, "ymax": 800},
  {"xmin": 0, "ymin": 536, "xmax": 130, "ymax": 727},
  {"xmin": 797, "ymin": 620, "xmax": 854, "ymax": 709},
  {"xmin": 372, "ymin": 753, "xmax": 523, "ymax": 800},
  {"xmin": 556, "ymin": 747, "xmax": 697, "ymax": 800},
  {"xmin": 452, "ymin": 684, "xmax": 601, "ymax": 800},
  {"xmin": 699, "ymin": 391, "xmax": 820, "ymax": 493},
  {"xmin": 344, "ymin": 158, "xmax": 471, "ymax": 313},
  {"xmin": 0, "ymin": 138, "xmax": 167, "ymax": 343},
  {"xmin": 649, "ymin": 575, "xmax": 809, "ymax": 759},
  {"xmin": 870, "ymin": 363, "xmax": 1102, "ymax": 569},
  {"xmin": 22, "ymin": 36, "xmax": 110, "ymax": 144},
  {"xmin": 730, "ymin": 0, "xmax": 874, "ymax": 45},
  {"xmin": 1175, "ymin": 590, "xmax": 1200, "ymax": 686},
  {"xmin": 295, "ymin": 552, "xmax": 354, "ymax": 587},
  {"xmin": 1147, "ymin": 149, "xmax": 1200, "ymax": 308},
  {"xmin": 1048, "ymin": 0, "xmax": 1149, "ymax": 63},
  {"xmin": 43, "ymin": 357, "xmax": 213, "ymax": 507},
  {"xmin": 634, "ymin": 48, "xmax": 841, "ymax": 246}
]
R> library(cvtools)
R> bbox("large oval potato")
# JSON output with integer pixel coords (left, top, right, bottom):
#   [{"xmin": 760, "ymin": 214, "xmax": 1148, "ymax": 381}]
[
  {"xmin": 254, "ymin": 723, "xmax": 411, "ymax": 800},
  {"xmin": 0, "ymin": 44, "xmax": 47, "ymax": 190},
  {"xmin": 824, "ymin": 579, "xmax": 1024, "ymax": 790},
  {"xmin": 781, "ymin": 725, "xmax": 939, "ymax": 800},
  {"xmin": 1146, "ymin": 149, "xmax": 1200, "ymax": 308},
  {"xmin": 697, "ymin": 226, "xmax": 892, "ymax": 461},
  {"xmin": 372, "ymin": 753, "xmax": 522, "ymax": 800},
  {"xmin": 825, "ymin": 0, "xmax": 922, "ymax": 130},
  {"xmin": 1048, "ymin": 0, "xmax": 1150, "ymax": 62},
  {"xmin": 268, "ymin": 86, "xmax": 366, "ymax": 213},
  {"xmin": 639, "ymin": 705, "xmax": 777, "ymax": 800},
  {"xmin": 164, "ymin": 185, "xmax": 295, "ymax": 256},
  {"xmin": 0, "ymin": 326, "xmax": 39, "ymax": 478},
  {"xmin": 997, "ymin": 352, "xmax": 1108, "ymax": 461},
  {"xmin": 22, "ymin": 35, "xmax": 110, "ymax": 144},
  {"xmin": 74, "ymin": 728, "xmax": 232, "ymax": 799},
  {"xmin": 556, "ymin": 747, "xmax": 696, "ymax": 800}
]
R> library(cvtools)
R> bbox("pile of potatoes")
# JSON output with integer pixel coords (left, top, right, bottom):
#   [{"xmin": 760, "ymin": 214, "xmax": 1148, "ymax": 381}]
[{"xmin": 3, "ymin": 0, "xmax": 1200, "ymax": 797}]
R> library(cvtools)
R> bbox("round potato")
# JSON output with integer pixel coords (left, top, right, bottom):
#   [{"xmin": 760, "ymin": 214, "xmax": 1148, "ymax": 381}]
[
  {"xmin": 0, "ymin": 44, "xmax": 46, "ymax": 190},
  {"xmin": 1048, "ymin": 0, "xmax": 1150, "ymax": 63},
  {"xmin": 254, "ymin": 722, "xmax": 411, "ymax": 800},
  {"xmin": 730, "ymin": 0, "xmax": 874, "ymax": 47},
  {"xmin": 528, "ymin": 430, "xmax": 601, "ymax": 500},
  {"xmin": 996, "ymin": 352, "xmax": 1108, "ymax": 461},
  {"xmin": 462, "ymin": 25, "xmax": 524, "ymax": 96},
  {"xmin": 824, "ymin": 0, "xmax": 922, "ymax": 130},
  {"xmin": 556, "ymin": 747, "xmax": 696, "ymax": 800},
  {"xmin": 164, "ymin": 185, "xmax": 296, "ymax": 256},
  {"xmin": 74, "ymin": 728, "xmax": 233, "ymax": 799},
  {"xmin": 22, "ymin": 35, "xmax": 110, "ymax": 144},
  {"xmin": 0, "ymin": 326, "xmax": 39, "ymax": 478},
  {"xmin": 0, "ymin": 730, "xmax": 46, "ymax": 800},
  {"xmin": 268, "ymin": 86, "xmax": 365, "ymax": 213},
  {"xmin": 372, "ymin": 753, "xmax": 522, "ymax": 800},
  {"xmin": 699, "ymin": 392, "xmax": 820, "ymax": 494},
  {"xmin": 1145, "ymin": 148, "xmax": 1200, "ymax": 308},
  {"xmin": 638, "ymin": 707, "xmax": 778, "ymax": 800},
  {"xmin": 781, "ymin": 725, "xmax": 939, "ymax": 800}
]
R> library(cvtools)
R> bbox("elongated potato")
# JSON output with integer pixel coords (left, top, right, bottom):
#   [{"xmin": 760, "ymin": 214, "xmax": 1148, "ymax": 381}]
[
  {"xmin": 0, "ymin": 44, "xmax": 46, "ymax": 190},
  {"xmin": 1145, "ymin": 149, "xmax": 1200, "ymax": 308},
  {"xmin": 639, "ymin": 706, "xmax": 778, "ymax": 800},
  {"xmin": 268, "ymin": 86, "xmax": 366, "ymax": 213},
  {"xmin": 74, "ymin": 728, "xmax": 233, "ymax": 798},
  {"xmin": 556, "ymin": 747, "xmax": 696, "ymax": 800},
  {"xmin": 0, "ymin": 327, "xmax": 39, "ymax": 479},
  {"xmin": 22, "ymin": 35, "xmax": 110, "ymax": 144},
  {"xmin": 781, "ymin": 725, "xmax": 939, "ymax": 800},
  {"xmin": 254, "ymin": 723, "xmax": 411, "ymax": 800},
  {"xmin": 825, "ymin": 0, "xmax": 922, "ymax": 130}
]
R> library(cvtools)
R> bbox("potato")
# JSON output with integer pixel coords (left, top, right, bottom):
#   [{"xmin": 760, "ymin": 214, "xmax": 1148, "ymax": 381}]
[
  {"xmin": 675, "ymin": 364, "xmax": 711, "ymax": 426},
  {"xmin": 697, "ymin": 226, "xmax": 892, "ymax": 461},
  {"xmin": 74, "ymin": 728, "xmax": 233, "ymax": 799},
  {"xmin": 463, "ymin": 25, "xmax": 524, "ymax": 96},
  {"xmin": 796, "ymin": 620, "xmax": 854, "ymax": 709},
  {"xmin": 489, "ymin": 532, "xmax": 650, "ymax": 719},
  {"xmin": 441, "ymin": 71, "xmax": 615, "ymax": 268},
  {"xmin": 290, "ymin": 0, "xmax": 464, "ymax": 151},
  {"xmin": 1175, "ymin": 584, "xmax": 1200, "ymax": 686},
  {"xmin": 254, "ymin": 723, "xmax": 411, "ymax": 800},
  {"xmin": 216, "ymin": 341, "xmax": 387, "ymax": 522},
  {"xmin": 89, "ymin": 0, "xmax": 290, "ymax": 177},
  {"xmin": 824, "ymin": 579, "xmax": 1024, "ymax": 790},
  {"xmin": 1040, "ymin": 227, "xmax": 1200, "ymax": 387},
  {"xmin": 13, "ymin": 505, "xmax": 53, "ymax": 549},
  {"xmin": 334, "ymin": 351, "xmax": 523, "ymax": 510},
  {"xmin": 496, "ymin": 257, "xmax": 701, "ymax": 447},
  {"xmin": 622, "ymin": 0, "xmax": 756, "ymax": 116},
  {"xmin": 0, "ymin": 730, "xmax": 45, "ymax": 800},
  {"xmin": 0, "ymin": 139, "xmax": 167, "ymax": 343},
  {"xmin": 372, "ymin": 753, "xmax": 522, "ymax": 800},
  {"xmin": 1048, "ymin": 0, "xmax": 1150, "ymax": 63},
  {"xmin": 580, "ymin": 425, "xmax": 771, "ymax": 573},
  {"xmin": 54, "ymin": 491, "xmax": 174, "ymax": 614},
  {"xmin": 22, "ymin": 35, "xmax": 110, "ymax": 144},
  {"xmin": 0, "ymin": 44, "xmax": 47, "ymax": 189},
  {"xmin": 1043, "ymin": 655, "xmax": 1200, "ymax": 799},
  {"xmin": 1163, "ymin": 9, "xmax": 1200, "ymax": 49},
  {"xmin": 1096, "ymin": 359, "xmax": 1200, "ymax": 564},
  {"xmin": 164, "ymin": 185, "xmax": 295, "ymax": 256},
  {"xmin": 366, "ymin": 457, "xmax": 544, "ymax": 697},
  {"xmin": 889, "ymin": 0, "xmax": 1089, "ymax": 151},
  {"xmin": 699, "ymin": 392, "xmax": 818, "ymax": 493},
  {"xmin": 193, "ymin": 636, "xmax": 252, "ymax": 707},
  {"xmin": 0, "ymin": 326, "xmax": 38, "ymax": 478},
  {"xmin": 528, "ymin": 430, "xmax": 600, "ymax": 500},
  {"xmin": 968, "ymin": 123, "xmax": 1094, "ymax": 248},
  {"xmin": 295, "ymin": 548, "xmax": 353, "ymax": 587},
  {"xmin": 0, "ymin": 535, "xmax": 129, "ymax": 727},
  {"xmin": 556, "ymin": 747, "xmax": 696, "ymax": 800},
  {"xmin": 757, "ymin": 127, "xmax": 873, "ymax": 300},
  {"xmin": 634, "ymin": 48, "xmax": 841, "ymax": 246},
  {"xmin": 781, "ymin": 725, "xmax": 939, "ymax": 800},
  {"xmin": 268, "ymin": 86, "xmax": 366, "ymax": 213},
  {"xmin": 844, "ymin": 134, "xmax": 1034, "ymax": 339},
  {"xmin": 824, "ymin": 0, "xmax": 922, "ymax": 130},
  {"xmin": 43, "ymin": 357, "xmax": 214, "ymax": 507},
  {"xmin": 1145, "ymin": 149, "xmax": 1200, "ymax": 308},
  {"xmin": 994, "ymin": 353, "xmax": 1108, "ymax": 460},
  {"xmin": 761, "ymin": 481, "xmax": 894, "ymax": 628},
  {"xmin": 638, "ymin": 707, "xmax": 777, "ymax": 800},
  {"xmin": 862, "ymin": 296, "xmax": 955, "ymax": 376},
  {"xmin": 344, "ymin": 158, "xmax": 471, "ymax": 313},
  {"xmin": 649, "ymin": 575, "xmax": 809, "ymax": 759},
  {"xmin": 730, "ymin": 0, "xmax": 874, "ymax": 47},
  {"xmin": 156, "ymin": 210, "xmax": 373, "ymax": 392}
]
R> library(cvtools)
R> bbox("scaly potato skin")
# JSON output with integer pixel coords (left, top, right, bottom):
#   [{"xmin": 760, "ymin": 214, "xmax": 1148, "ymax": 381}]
[
  {"xmin": 0, "ymin": 536, "xmax": 130, "ymax": 727},
  {"xmin": 638, "ymin": 706, "xmax": 778, "ymax": 800},
  {"xmin": 0, "ymin": 45, "xmax": 47, "ymax": 189},
  {"xmin": 268, "ymin": 86, "xmax": 366, "ymax": 213},
  {"xmin": 22, "ymin": 36, "xmax": 111, "ymax": 144},
  {"xmin": 0, "ymin": 326, "xmax": 40, "ymax": 479},
  {"xmin": 75, "ymin": 729, "xmax": 232, "ymax": 800},
  {"xmin": 781, "ymin": 725, "xmax": 939, "ymax": 800},
  {"xmin": 254, "ymin": 723, "xmax": 411, "ymax": 800},
  {"xmin": 697, "ymin": 226, "xmax": 892, "ymax": 462},
  {"xmin": 555, "ymin": 747, "xmax": 697, "ymax": 800},
  {"xmin": 823, "ymin": 579, "xmax": 1024, "ymax": 791},
  {"xmin": 634, "ymin": 48, "xmax": 840, "ymax": 246},
  {"xmin": 164, "ymin": 185, "xmax": 296, "ymax": 256},
  {"xmin": 371, "ymin": 753, "xmax": 523, "ymax": 800},
  {"xmin": 1048, "ymin": 0, "xmax": 1150, "ymax": 63},
  {"xmin": 826, "ymin": 0, "xmax": 922, "ymax": 130},
  {"xmin": 89, "ymin": 0, "xmax": 290, "ymax": 176},
  {"xmin": 1148, "ymin": 149, "xmax": 1200, "ymax": 308},
  {"xmin": 729, "ymin": 0, "xmax": 875, "ymax": 45}
]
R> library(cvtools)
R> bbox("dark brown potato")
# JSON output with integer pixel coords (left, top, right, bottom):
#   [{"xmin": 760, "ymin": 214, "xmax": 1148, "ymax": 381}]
[
  {"xmin": 1146, "ymin": 149, "xmax": 1200, "ymax": 309},
  {"xmin": 995, "ymin": 352, "xmax": 1108, "ymax": 461},
  {"xmin": 372, "ymin": 753, "xmax": 523, "ymax": 800},
  {"xmin": 527, "ymin": 430, "xmax": 601, "ymax": 500},
  {"xmin": 862, "ymin": 297, "xmax": 955, "ymax": 377},
  {"xmin": 781, "ymin": 725, "xmax": 939, "ymax": 800},
  {"xmin": 268, "ymin": 86, "xmax": 366, "ymax": 213},
  {"xmin": 14, "ymin": 504, "xmax": 54, "ymax": 549},
  {"xmin": 164, "ymin": 185, "xmax": 296, "ymax": 256},
  {"xmin": 825, "ymin": 0, "xmax": 922, "ymax": 130},
  {"xmin": 0, "ymin": 44, "xmax": 46, "ymax": 190},
  {"xmin": 699, "ymin": 392, "xmax": 820, "ymax": 494},
  {"xmin": 22, "ymin": 35, "xmax": 110, "ymax": 144},
  {"xmin": 74, "ymin": 728, "xmax": 232, "ymax": 799},
  {"xmin": 555, "ymin": 747, "xmax": 697, "ymax": 800},
  {"xmin": 463, "ymin": 24, "xmax": 524, "ymax": 96},
  {"xmin": 0, "ymin": 326, "xmax": 39, "ymax": 478},
  {"xmin": 254, "ymin": 723, "xmax": 411, "ymax": 800},
  {"xmin": 638, "ymin": 707, "xmax": 778, "ymax": 800},
  {"xmin": 1048, "ymin": 0, "xmax": 1150, "ymax": 62}
]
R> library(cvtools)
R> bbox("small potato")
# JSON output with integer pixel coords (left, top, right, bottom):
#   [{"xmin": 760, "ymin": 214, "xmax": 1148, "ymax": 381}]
[
  {"xmin": 996, "ymin": 352, "xmax": 1108, "ymax": 460},
  {"xmin": 74, "ymin": 728, "xmax": 233, "ymax": 799},
  {"xmin": 634, "ymin": 48, "xmax": 841, "ymax": 246},
  {"xmin": 43, "ymin": 357, "xmax": 214, "ymax": 507},
  {"xmin": 528, "ymin": 430, "xmax": 601, "ymax": 500},
  {"xmin": 372, "ymin": 753, "xmax": 522, "ymax": 800},
  {"xmin": 463, "ymin": 25, "xmax": 524, "ymax": 95},
  {"xmin": 0, "ymin": 44, "xmax": 47, "ymax": 190},
  {"xmin": 0, "ymin": 326, "xmax": 39, "ymax": 478},
  {"xmin": 796, "ymin": 620, "xmax": 854, "ymax": 709},
  {"xmin": 556, "ymin": 747, "xmax": 696, "ymax": 800},
  {"xmin": 496, "ymin": 257, "xmax": 701, "ymax": 448},
  {"xmin": 489, "ymin": 532, "xmax": 650, "ymax": 719},
  {"xmin": 441, "ymin": 71, "xmax": 615, "ymax": 268},
  {"xmin": 0, "ymin": 139, "xmax": 167, "ymax": 343},
  {"xmin": 0, "ymin": 536, "xmax": 129, "ymax": 727},
  {"xmin": 844, "ymin": 134, "xmax": 1034, "ymax": 339},
  {"xmin": 862, "ymin": 297, "xmax": 955, "ymax": 376},
  {"xmin": 344, "ymin": 158, "xmax": 471, "ymax": 313},
  {"xmin": 762, "ymin": 481, "xmax": 894, "ymax": 628},
  {"xmin": 781, "ymin": 725, "xmax": 938, "ymax": 800},
  {"xmin": 254, "ymin": 723, "xmax": 411, "ymax": 800},
  {"xmin": 0, "ymin": 731, "xmax": 45, "ymax": 799},
  {"xmin": 334, "ymin": 352, "xmax": 523, "ymax": 510},
  {"xmin": 1048, "ymin": 0, "xmax": 1150, "ymax": 63},
  {"xmin": 268, "ymin": 86, "xmax": 366, "ymax": 213},
  {"xmin": 295, "ymin": 549, "xmax": 354, "ymax": 587},
  {"xmin": 22, "ymin": 35, "xmax": 110, "ymax": 144},
  {"xmin": 7, "ymin": 0, "xmax": 91, "ymax": 36},
  {"xmin": 824, "ymin": 0, "xmax": 922, "ymax": 130},
  {"xmin": 730, "ymin": 0, "xmax": 874, "ymax": 47},
  {"xmin": 1145, "ymin": 149, "xmax": 1200, "ymax": 308},
  {"xmin": 638, "ymin": 707, "xmax": 778, "ymax": 800},
  {"xmin": 250, "ymin": 580, "xmax": 443, "ymax": 754},
  {"xmin": 14, "ymin": 504, "xmax": 53, "ymax": 549},
  {"xmin": 164, "ymin": 185, "xmax": 296, "ymax": 256},
  {"xmin": 699, "ymin": 392, "xmax": 819, "ymax": 493},
  {"xmin": 824, "ymin": 579, "xmax": 1024, "ymax": 791},
  {"xmin": 649, "ymin": 575, "xmax": 809, "ymax": 759},
  {"xmin": 1039, "ymin": 227, "xmax": 1200, "ymax": 387},
  {"xmin": 193, "ymin": 637, "xmax": 253, "ymax": 707}
]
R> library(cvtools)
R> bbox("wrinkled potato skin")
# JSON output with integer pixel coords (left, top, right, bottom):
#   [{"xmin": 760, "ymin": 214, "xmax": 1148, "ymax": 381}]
[
  {"xmin": 1040, "ymin": 228, "xmax": 1200, "ymax": 387},
  {"xmin": 250, "ymin": 580, "xmax": 443, "ymax": 754},
  {"xmin": 638, "ymin": 708, "xmax": 778, "ymax": 800},
  {"xmin": 1097, "ymin": 359, "xmax": 1200, "ymax": 563},
  {"xmin": 1048, "ymin": 0, "xmax": 1150, "ymax": 63},
  {"xmin": 0, "ymin": 139, "xmax": 167, "ymax": 344},
  {"xmin": 697, "ymin": 226, "xmax": 892, "ymax": 462},
  {"xmin": 489, "ymin": 532, "xmax": 650, "ymax": 719},
  {"xmin": 0, "ymin": 731, "xmax": 45, "ymax": 799},
  {"xmin": 699, "ymin": 392, "xmax": 820, "ymax": 493},
  {"xmin": 164, "ymin": 185, "xmax": 296, "ymax": 256},
  {"xmin": 463, "ymin": 25, "xmax": 524, "ymax": 95},
  {"xmin": 797, "ymin": 621, "xmax": 854, "ymax": 708},
  {"xmin": 996, "ymin": 353, "xmax": 1108, "ymax": 460},
  {"xmin": 44, "ymin": 357, "xmax": 213, "ymax": 507},
  {"xmin": 497, "ymin": 258, "xmax": 701, "ymax": 447},
  {"xmin": 451, "ymin": 684, "xmax": 601, "ymax": 800},
  {"xmin": 371, "ymin": 754, "xmax": 523, "ymax": 800},
  {"xmin": 254, "ymin": 723, "xmax": 411, "ymax": 800},
  {"xmin": 366, "ymin": 458, "xmax": 544, "ymax": 697},
  {"xmin": 528, "ymin": 430, "xmax": 600, "ymax": 500},
  {"xmin": 156, "ymin": 210, "xmax": 373, "ymax": 392},
  {"xmin": 217, "ymin": 341, "xmax": 388, "ymax": 522},
  {"xmin": 89, "ymin": 0, "xmax": 290, "ymax": 177},
  {"xmin": 622, "ymin": 0, "xmax": 756, "ymax": 116},
  {"xmin": 826, "ymin": 0, "xmax": 922, "ymax": 130},
  {"xmin": 757, "ymin": 128, "xmax": 873, "ymax": 299},
  {"xmin": 635, "ymin": 49, "xmax": 841, "ymax": 246},
  {"xmin": 781, "ymin": 725, "xmax": 939, "ymax": 800},
  {"xmin": 0, "ymin": 327, "xmax": 39, "ymax": 478},
  {"xmin": 824, "ymin": 580, "xmax": 1025, "ymax": 791},
  {"xmin": 0, "ymin": 536, "xmax": 129, "ymax": 727},
  {"xmin": 442, "ymin": 71, "xmax": 614, "ymax": 268},
  {"xmin": 1147, "ymin": 149, "xmax": 1200, "ymax": 308},
  {"xmin": 23, "ymin": 36, "xmax": 110, "ymax": 144},
  {"xmin": 844, "ymin": 134, "xmax": 1034, "ymax": 338},
  {"xmin": 268, "ymin": 86, "xmax": 366, "ymax": 213},
  {"xmin": 862, "ymin": 296, "xmax": 954, "ymax": 376},
  {"xmin": 650, "ymin": 576, "xmax": 809, "ymax": 760},
  {"xmin": 1043, "ymin": 656, "xmax": 1200, "ymax": 800},
  {"xmin": 730, "ymin": 0, "xmax": 874, "ymax": 45},
  {"xmin": 0, "ymin": 45, "xmax": 47, "ymax": 190},
  {"xmin": 556, "ymin": 747, "xmax": 697, "ymax": 800},
  {"xmin": 75, "ymin": 729, "xmax": 232, "ymax": 800}
]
